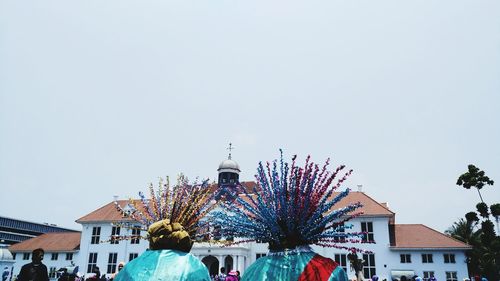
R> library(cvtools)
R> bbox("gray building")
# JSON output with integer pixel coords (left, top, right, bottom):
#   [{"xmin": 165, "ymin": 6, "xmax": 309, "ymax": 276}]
[{"xmin": 0, "ymin": 216, "xmax": 78, "ymax": 245}]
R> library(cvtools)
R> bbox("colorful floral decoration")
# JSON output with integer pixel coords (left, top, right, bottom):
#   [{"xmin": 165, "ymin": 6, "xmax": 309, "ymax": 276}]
[
  {"xmin": 112, "ymin": 174, "xmax": 221, "ymax": 242},
  {"xmin": 211, "ymin": 150, "xmax": 371, "ymax": 252}
]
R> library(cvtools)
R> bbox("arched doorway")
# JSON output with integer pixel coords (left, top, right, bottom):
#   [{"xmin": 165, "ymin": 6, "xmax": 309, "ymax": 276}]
[
  {"xmin": 201, "ymin": 256, "xmax": 219, "ymax": 277},
  {"xmin": 224, "ymin": 255, "xmax": 233, "ymax": 272}
]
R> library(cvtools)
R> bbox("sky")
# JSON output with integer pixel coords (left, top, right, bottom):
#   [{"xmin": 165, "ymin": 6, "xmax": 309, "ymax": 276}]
[{"xmin": 1, "ymin": 0, "xmax": 499, "ymax": 233}]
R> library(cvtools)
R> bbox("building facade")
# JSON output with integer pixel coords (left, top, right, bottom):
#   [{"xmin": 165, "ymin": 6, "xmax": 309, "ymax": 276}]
[{"xmin": 8, "ymin": 156, "xmax": 471, "ymax": 281}]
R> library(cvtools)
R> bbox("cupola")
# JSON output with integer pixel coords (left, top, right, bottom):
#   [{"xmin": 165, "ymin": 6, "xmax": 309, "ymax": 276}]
[{"xmin": 217, "ymin": 143, "xmax": 240, "ymax": 186}]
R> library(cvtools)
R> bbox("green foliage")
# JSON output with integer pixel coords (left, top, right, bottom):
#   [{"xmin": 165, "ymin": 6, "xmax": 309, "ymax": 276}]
[
  {"xmin": 445, "ymin": 218, "xmax": 480, "ymax": 244},
  {"xmin": 456, "ymin": 164, "xmax": 494, "ymax": 190},
  {"xmin": 347, "ymin": 253, "xmax": 363, "ymax": 272},
  {"xmin": 446, "ymin": 218, "xmax": 481, "ymax": 277},
  {"xmin": 491, "ymin": 204, "xmax": 500, "ymax": 217},
  {"xmin": 476, "ymin": 203, "xmax": 489, "ymax": 218},
  {"xmin": 453, "ymin": 165, "xmax": 498, "ymax": 281},
  {"xmin": 466, "ymin": 212, "xmax": 479, "ymax": 223},
  {"xmin": 480, "ymin": 220, "xmax": 495, "ymax": 245}
]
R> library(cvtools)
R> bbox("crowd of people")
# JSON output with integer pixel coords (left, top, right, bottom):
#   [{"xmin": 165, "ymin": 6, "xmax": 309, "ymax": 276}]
[
  {"xmin": 209, "ymin": 267, "xmax": 240, "ymax": 281},
  {"xmin": 6, "ymin": 249, "xmax": 126, "ymax": 281},
  {"xmin": 6, "ymin": 242, "xmax": 489, "ymax": 281}
]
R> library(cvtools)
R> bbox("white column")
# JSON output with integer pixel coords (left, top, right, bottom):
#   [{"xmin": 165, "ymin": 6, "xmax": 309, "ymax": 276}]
[
  {"xmin": 218, "ymin": 255, "xmax": 223, "ymax": 272},
  {"xmin": 235, "ymin": 255, "xmax": 239, "ymax": 272},
  {"xmin": 238, "ymin": 255, "xmax": 245, "ymax": 272}
]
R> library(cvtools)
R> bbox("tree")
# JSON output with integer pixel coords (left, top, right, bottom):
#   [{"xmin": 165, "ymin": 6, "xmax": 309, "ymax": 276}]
[
  {"xmin": 347, "ymin": 253, "xmax": 364, "ymax": 281},
  {"xmin": 445, "ymin": 218, "xmax": 479, "ymax": 244},
  {"xmin": 445, "ymin": 218, "xmax": 481, "ymax": 275},
  {"xmin": 454, "ymin": 165, "xmax": 498, "ymax": 281},
  {"xmin": 456, "ymin": 164, "xmax": 494, "ymax": 203}
]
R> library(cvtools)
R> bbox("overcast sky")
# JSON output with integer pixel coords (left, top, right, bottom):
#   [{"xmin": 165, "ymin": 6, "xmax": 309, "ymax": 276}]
[{"xmin": 1, "ymin": 0, "xmax": 499, "ymax": 233}]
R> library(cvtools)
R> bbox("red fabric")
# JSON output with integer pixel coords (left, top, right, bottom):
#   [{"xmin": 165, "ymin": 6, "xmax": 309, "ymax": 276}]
[{"xmin": 298, "ymin": 254, "xmax": 339, "ymax": 281}]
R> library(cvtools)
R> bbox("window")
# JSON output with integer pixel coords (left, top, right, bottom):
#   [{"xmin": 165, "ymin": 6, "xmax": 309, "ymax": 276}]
[
  {"xmin": 362, "ymin": 253, "xmax": 376, "ymax": 279},
  {"xmin": 107, "ymin": 253, "xmax": 118, "ymax": 274},
  {"xmin": 334, "ymin": 223, "xmax": 346, "ymax": 243},
  {"xmin": 445, "ymin": 271, "xmax": 457, "ymax": 281},
  {"xmin": 256, "ymin": 253, "xmax": 267, "ymax": 260},
  {"xmin": 49, "ymin": 267, "xmax": 57, "ymax": 278},
  {"xmin": 66, "ymin": 253, "xmax": 73, "ymax": 260},
  {"xmin": 400, "ymin": 254, "xmax": 411, "ymax": 263},
  {"xmin": 131, "ymin": 228, "xmax": 141, "ymax": 244},
  {"xmin": 423, "ymin": 271, "xmax": 435, "ymax": 281},
  {"xmin": 91, "ymin": 227, "xmax": 101, "ymax": 244},
  {"xmin": 334, "ymin": 254, "xmax": 348, "ymax": 272},
  {"xmin": 87, "ymin": 253, "xmax": 98, "ymax": 273},
  {"xmin": 12, "ymin": 253, "xmax": 16, "ymax": 260},
  {"xmin": 110, "ymin": 226, "xmax": 120, "ymax": 244},
  {"xmin": 129, "ymin": 253, "xmax": 138, "ymax": 262},
  {"xmin": 51, "ymin": 253, "xmax": 58, "ymax": 260},
  {"xmin": 422, "ymin": 254, "xmax": 433, "ymax": 263},
  {"xmin": 23, "ymin": 253, "xmax": 30, "ymax": 260},
  {"xmin": 361, "ymin": 222, "xmax": 374, "ymax": 242},
  {"xmin": 443, "ymin": 254, "xmax": 455, "ymax": 263}
]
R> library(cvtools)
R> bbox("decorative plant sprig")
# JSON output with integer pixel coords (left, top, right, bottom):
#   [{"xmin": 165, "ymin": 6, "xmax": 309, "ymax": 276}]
[
  {"xmin": 210, "ymin": 150, "xmax": 370, "ymax": 253},
  {"xmin": 112, "ymin": 174, "xmax": 221, "ymax": 242}
]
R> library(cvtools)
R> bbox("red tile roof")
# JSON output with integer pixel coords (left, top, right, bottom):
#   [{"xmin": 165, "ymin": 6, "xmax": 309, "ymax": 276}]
[
  {"xmin": 239, "ymin": 183, "xmax": 394, "ymax": 217},
  {"xmin": 76, "ymin": 200, "xmax": 140, "ymax": 223},
  {"xmin": 238, "ymin": 191, "xmax": 395, "ymax": 217},
  {"xmin": 9, "ymin": 232, "xmax": 81, "ymax": 252},
  {"xmin": 333, "ymin": 191, "xmax": 394, "ymax": 217},
  {"xmin": 77, "ymin": 189, "xmax": 394, "ymax": 223},
  {"xmin": 391, "ymin": 224, "xmax": 471, "ymax": 249}
]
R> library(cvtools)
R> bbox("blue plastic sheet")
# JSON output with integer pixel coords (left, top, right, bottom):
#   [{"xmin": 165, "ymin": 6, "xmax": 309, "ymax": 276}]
[{"xmin": 114, "ymin": 249, "xmax": 210, "ymax": 281}]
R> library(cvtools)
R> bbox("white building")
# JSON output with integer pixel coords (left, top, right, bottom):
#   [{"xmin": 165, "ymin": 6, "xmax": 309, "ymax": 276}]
[{"xmin": 9, "ymin": 157, "xmax": 471, "ymax": 281}]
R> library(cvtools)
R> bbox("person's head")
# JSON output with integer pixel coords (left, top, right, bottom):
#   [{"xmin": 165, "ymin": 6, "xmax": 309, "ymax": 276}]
[
  {"xmin": 92, "ymin": 266, "xmax": 100, "ymax": 277},
  {"xmin": 220, "ymin": 267, "xmax": 225, "ymax": 274},
  {"xmin": 32, "ymin": 248, "xmax": 44, "ymax": 263},
  {"xmin": 148, "ymin": 219, "xmax": 193, "ymax": 252},
  {"xmin": 236, "ymin": 271, "xmax": 240, "ymax": 277},
  {"xmin": 372, "ymin": 275, "xmax": 379, "ymax": 281},
  {"xmin": 117, "ymin": 262, "xmax": 125, "ymax": 272}
]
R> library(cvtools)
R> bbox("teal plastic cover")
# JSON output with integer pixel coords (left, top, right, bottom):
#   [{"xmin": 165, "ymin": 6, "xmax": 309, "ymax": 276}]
[
  {"xmin": 242, "ymin": 249, "xmax": 348, "ymax": 281},
  {"xmin": 114, "ymin": 249, "xmax": 210, "ymax": 281}
]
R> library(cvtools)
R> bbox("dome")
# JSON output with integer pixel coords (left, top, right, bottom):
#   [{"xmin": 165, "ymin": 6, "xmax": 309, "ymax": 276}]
[
  {"xmin": 218, "ymin": 159, "xmax": 240, "ymax": 172},
  {"xmin": 0, "ymin": 245, "xmax": 14, "ymax": 261}
]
